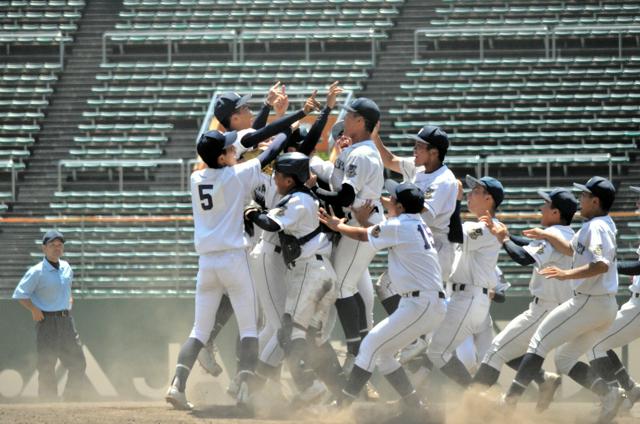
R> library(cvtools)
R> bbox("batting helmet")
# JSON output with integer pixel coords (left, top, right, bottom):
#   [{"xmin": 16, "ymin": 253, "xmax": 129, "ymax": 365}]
[{"xmin": 275, "ymin": 152, "xmax": 310, "ymax": 184}]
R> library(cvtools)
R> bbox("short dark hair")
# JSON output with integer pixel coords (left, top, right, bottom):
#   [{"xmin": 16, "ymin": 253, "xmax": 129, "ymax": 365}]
[
  {"xmin": 362, "ymin": 116, "xmax": 377, "ymax": 133},
  {"xmin": 559, "ymin": 211, "xmax": 573, "ymax": 226}
]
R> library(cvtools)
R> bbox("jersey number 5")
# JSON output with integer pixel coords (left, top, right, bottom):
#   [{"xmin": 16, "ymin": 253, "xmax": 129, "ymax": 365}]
[{"xmin": 198, "ymin": 184, "xmax": 214, "ymax": 210}]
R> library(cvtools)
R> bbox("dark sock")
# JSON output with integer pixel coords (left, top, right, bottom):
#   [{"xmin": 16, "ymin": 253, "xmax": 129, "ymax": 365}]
[
  {"xmin": 384, "ymin": 367, "xmax": 416, "ymax": 398},
  {"xmin": 506, "ymin": 353, "xmax": 544, "ymax": 398},
  {"xmin": 335, "ymin": 296, "xmax": 362, "ymax": 356},
  {"xmin": 506, "ymin": 356, "xmax": 524, "ymax": 371},
  {"xmin": 440, "ymin": 355, "xmax": 472, "ymax": 388},
  {"xmin": 308, "ymin": 341, "xmax": 347, "ymax": 398},
  {"xmin": 285, "ymin": 338, "xmax": 314, "ymax": 392},
  {"xmin": 209, "ymin": 295, "xmax": 234, "ymax": 342},
  {"xmin": 238, "ymin": 337, "xmax": 258, "ymax": 373},
  {"xmin": 590, "ymin": 357, "xmax": 619, "ymax": 387},
  {"xmin": 473, "ymin": 363, "xmax": 500, "ymax": 387},
  {"xmin": 568, "ymin": 361, "xmax": 609, "ymax": 397},
  {"xmin": 381, "ymin": 295, "xmax": 400, "ymax": 316},
  {"xmin": 421, "ymin": 354, "xmax": 434, "ymax": 371},
  {"xmin": 344, "ymin": 365, "xmax": 372, "ymax": 398},
  {"xmin": 354, "ymin": 292, "xmax": 369, "ymax": 340},
  {"xmin": 173, "ymin": 337, "xmax": 204, "ymax": 392},
  {"xmin": 607, "ymin": 350, "xmax": 636, "ymax": 391}
]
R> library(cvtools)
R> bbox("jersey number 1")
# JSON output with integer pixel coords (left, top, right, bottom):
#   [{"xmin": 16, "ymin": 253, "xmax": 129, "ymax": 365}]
[{"xmin": 198, "ymin": 184, "xmax": 214, "ymax": 210}]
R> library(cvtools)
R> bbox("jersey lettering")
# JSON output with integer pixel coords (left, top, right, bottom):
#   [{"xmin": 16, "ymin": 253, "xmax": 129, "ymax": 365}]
[
  {"xmin": 198, "ymin": 184, "xmax": 214, "ymax": 210},
  {"xmin": 417, "ymin": 224, "xmax": 433, "ymax": 250}
]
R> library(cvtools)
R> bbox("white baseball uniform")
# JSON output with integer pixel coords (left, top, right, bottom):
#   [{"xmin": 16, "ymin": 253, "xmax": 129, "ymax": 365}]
[
  {"xmin": 483, "ymin": 225, "xmax": 575, "ymax": 371},
  {"xmin": 330, "ymin": 139, "xmax": 385, "ymax": 299},
  {"xmin": 189, "ymin": 159, "xmax": 263, "ymax": 344},
  {"xmin": 398, "ymin": 158, "xmax": 458, "ymax": 280},
  {"xmin": 355, "ymin": 214, "xmax": 447, "ymax": 375},
  {"xmin": 248, "ymin": 172, "xmax": 288, "ymax": 367},
  {"xmin": 267, "ymin": 190, "xmax": 337, "ymax": 342},
  {"xmin": 527, "ymin": 215, "xmax": 619, "ymax": 374},
  {"xmin": 427, "ymin": 219, "xmax": 502, "ymax": 369},
  {"xmin": 588, "ymin": 244, "xmax": 640, "ymax": 361}
]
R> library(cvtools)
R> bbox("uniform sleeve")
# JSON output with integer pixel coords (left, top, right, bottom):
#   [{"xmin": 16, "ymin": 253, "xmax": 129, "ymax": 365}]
[
  {"xmin": 266, "ymin": 196, "xmax": 305, "ymax": 233},
  {"xmin": 342, "ymin": 150, "xmax": 370, "ymax": 193},
  {"xmin": 12, "ymin": 267, "xmax": 40, "ymax": 300},
  {"xmin": 367, "ymin": 220, "xmax": 399, "ymax": 251},
  {"xmin": 587, "ymin": 222, "xmax": 616, "ymax": 266},
  {"xmin": 523, "ymin": 239, "xmax": 554, "ymax": 267},
  {"xmin": 464, "ymin": 221, "xmax": 499, "ymax": 252},
  {"xmin": 236, "ymin": 158, "xmax": 263, "ymax": 192},
  {"xmin": 398, "ymin": 157, "xmax": 416, "ymax": 183}
]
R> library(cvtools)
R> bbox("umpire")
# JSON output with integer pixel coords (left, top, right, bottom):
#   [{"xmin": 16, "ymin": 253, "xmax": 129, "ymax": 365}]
[{"xmin": 12, "ymin": 230, "xmax": 86, "ymax": 401}]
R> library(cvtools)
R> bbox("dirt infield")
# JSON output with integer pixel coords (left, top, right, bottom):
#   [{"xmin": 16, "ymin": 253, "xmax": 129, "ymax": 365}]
[{"xmin": 0, "ymin": 400, "xmax": 637, "ymax": 424}]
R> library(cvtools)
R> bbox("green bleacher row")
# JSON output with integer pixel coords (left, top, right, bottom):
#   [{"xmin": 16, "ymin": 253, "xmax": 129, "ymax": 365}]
[
  {"xmin": 95, "ymin": 70, "xmax": 369, "ymax": 83},
  {"xmin": 90, "ymin": 83, "xmax": 363, "ymax": 96},
  {"xmin": 400, "ymin": 80, "xmax": 640, "ymax": 92},
  {"xmin": 406, "ymin": 67, "xmax": 640, "ymax": 80},
  {"xmin": 429, "ymin": 16, "xmax": 640, "ymax": 28},
  {"xmin": 395, "ymin": 117, "xmax": 640, "ymax": 130},
  {"xmin": 1, "ymin": 0, "xmax": 85, "ymax": 9},
  {"xmin": 123, "ymin": 0, "xmax": 402, "ymax": 6},
  {"xmin": 99, "ymin": 59, "xmax": 373, "ymax": 72},
  {"xmin": 435, "ymin": 4, "xmax": 640, "ymax": 15},
  {"xmin": 394, "ymin": 93, "xmax": 640, "ymax": 105},
  {"xmin": 390, "ymin": 105, "xmax": 640, "ymax": 117},
  {"xmin": 410, "ymin": 56, "xmax": 640, "ymax": 68}
]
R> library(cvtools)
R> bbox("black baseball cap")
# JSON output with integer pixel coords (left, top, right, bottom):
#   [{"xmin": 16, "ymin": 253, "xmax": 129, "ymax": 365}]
[
  {"xmin": 344, "ymin": 97, "xmax": 380, "ymax": 124},
  {"xmin": 384, "ymin": 179, "xmax": 425, "ymax": 214},
  {"xmin": 573, "ymin": 176, "xmax": 616, "ymax": 211},
  {"xmin": 465, "ymin": 175, "xmax": 505, "ymax": 207},
  {"xmin": 630, "ymin": 186, "xmax": 640, "ymax": 194},
  {"xmin": 42, "ymin": 230, "xmax": 64, "ymax": 245},
  {"xmin": 197, "ymin": 130, "xmax": 237, "ymax": 167},
  {"xmin": 214, "ymin": 92, "xmax": 251, "ymax": 126},
  {"xmin": 408, "ymin": 125, "xmax": 449, "ymax": 156},
  {"xmin": 538, "ymin": 188, "xmax": 578, "ymax": 219}
]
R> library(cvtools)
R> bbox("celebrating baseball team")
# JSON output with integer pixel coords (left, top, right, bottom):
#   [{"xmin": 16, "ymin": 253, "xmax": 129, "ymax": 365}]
[{"xmin": 15, "ymin": 80, "xmax": 640, "ymax": 424}]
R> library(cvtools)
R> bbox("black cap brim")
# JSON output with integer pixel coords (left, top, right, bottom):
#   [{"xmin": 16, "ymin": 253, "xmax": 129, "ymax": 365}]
[
  {"xmin": 223, "ymin": 131, "xmax": 238, "ymax": 148},
  {"xmin": 407, "ymin": 134, "xmax": 429, "ymax": 144},
  {"xmin": 537, "ymin": 190, "xmax": 552, "ymax": 203},
  {"xmin": 343, "ymin": 104, "xmax": 357, "ymax": 113},
  {"xmin": 572, "ymin": 183, "xmax": 591, "ymax": 193},
  {"xmin": 465, "ymin": 174, "xmax": 484, "ymax": 189},
  {"xmin": 235, "ymin": 93, "xmax": 252, "ymax": 109}
]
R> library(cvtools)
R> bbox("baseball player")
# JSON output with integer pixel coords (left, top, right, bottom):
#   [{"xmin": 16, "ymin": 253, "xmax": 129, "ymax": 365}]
[
  {"xmin": 320, "ymin": 180, "xmax": 446, "ymax": 420},
  {"xmin": 372, "ymin": 125, "xmax": 458, "ymax": 364},
  {"xmin": 472, "ymin": 188, "xmax": 578, "ymax": 411},
  {"xmin": 579, "ymin": 185, "xmax": 640, "ymax": 416},
  {"xmin": 165, "ymin": 128, "xmax": 291, "ymax": 411},
  {"xmin": 501, "ymin": 176, "xmax": 621, "ymax": 424},
  {"xmin": 247, "ymin": 84, "xmax": 343, "ymax": 396},
  {"xmin": 12, "ymin": 230, "xmax": 86, "ymax": 401},
  {"xmin": 426, "ymin": 175, "xmax": 505, "ymax": 388},
  {"xmin": 196, "ymin": 90, "xmax": 320, "ymax": 382},
  {"xmin": 312, "ymin": 97, "xmax": 384, "ymax": 370},
  {"xmin": 245, "ymin": 152, "xmax": 339, "ymax": 403}
]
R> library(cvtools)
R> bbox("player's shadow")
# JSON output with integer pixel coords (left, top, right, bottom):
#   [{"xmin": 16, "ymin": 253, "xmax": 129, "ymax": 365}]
[{"xmin": 190, "ymin": 404, "xmax": 254, "ymax": 419}]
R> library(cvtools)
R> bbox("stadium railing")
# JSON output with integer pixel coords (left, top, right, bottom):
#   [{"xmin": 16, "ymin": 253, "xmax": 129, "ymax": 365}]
[
  {"xmin": 0, "ymin": 159, "xmax": 25, "ymax": 200},
  {"xmin": 0, "ymin": 31, "xmax": 70, "ymax": 67}
]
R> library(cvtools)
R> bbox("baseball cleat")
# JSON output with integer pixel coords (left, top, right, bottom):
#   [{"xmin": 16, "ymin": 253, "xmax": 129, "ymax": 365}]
[
  {"xmin": 292, "ymin": 380, "xmax": 327, "ymax": 406},
  {"xmin": 620, "ymin": 384, "xmax": 640, "ymax": 415},
  {"xmin": 227, "ymin": 373, "xmax": 241, "ymax": 398},
  {"xmin": 165, "ymin": 385, "xmax": 193, "ymax": 411},
  {"xmin": 197, "ymin": 343, "xmax": 223, "ymax": 377},
  {"xmin": 595, "ymin": 386, "xmax": 626, "ymax": 424},
  {"xmin": 363, "ymin": 382, "xmax": 380, "ymax": 402},
  {"xmin": 398, "ymin": 338, "xmax": 429, "ymax": 365},
  {"xmin": 536, "ymin": 372, "xmax": 562, "ymax": 412}
]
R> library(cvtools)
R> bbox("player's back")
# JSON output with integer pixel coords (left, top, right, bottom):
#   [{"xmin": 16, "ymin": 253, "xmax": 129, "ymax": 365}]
[{"xmin": 191, "ymin": 159, "xmax": 261, "ymax": 255}]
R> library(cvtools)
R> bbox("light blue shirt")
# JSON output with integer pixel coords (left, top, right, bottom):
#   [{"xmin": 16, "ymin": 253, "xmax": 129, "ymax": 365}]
[{"xmin": 12, "ymin": 258, "xmax": 73, "ymax": 312}]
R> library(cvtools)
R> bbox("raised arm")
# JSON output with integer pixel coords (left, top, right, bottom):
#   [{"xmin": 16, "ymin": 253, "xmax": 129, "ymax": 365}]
[{"xmin": 523, "ymin": 227, "xmax": 573, "ymax": 256}]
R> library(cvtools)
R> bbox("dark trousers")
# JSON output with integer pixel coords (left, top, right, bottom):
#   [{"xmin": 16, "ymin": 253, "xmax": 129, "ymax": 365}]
[{"xmin": 36, "ymin": 315, "xmax": 86, "ymax": 400}]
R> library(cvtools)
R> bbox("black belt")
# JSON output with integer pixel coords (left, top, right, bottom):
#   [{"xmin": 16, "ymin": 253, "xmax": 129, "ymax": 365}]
[
  {"xmin": 451, "ymin": 283, "xmax": 488, "ymax": 295},
  {"xmin": 401, "ymin": 290, "xmax": 446, "ymax": 299},
  {"xmin": 274, "ymin": 245, "xmax": 322, "ymax": 261},
  {"xmin": 42, "ymin": 310, "xmax": 69, "ymax": 317}
]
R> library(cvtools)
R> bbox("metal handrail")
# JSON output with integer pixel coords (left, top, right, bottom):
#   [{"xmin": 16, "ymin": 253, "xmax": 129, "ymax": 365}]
[
  {"xmin": 0, "ymin": 31, "xmax": 67, "ymax": 67},
  {"xmin": 58, "ymin": 159, "xmax": 185, "ymax": 192},
  {"xmin": 414, "ymin": 24, "xmax": 640, "ymax": 60},
  {"xmin": 102, "ymin": 30, "xmax": 238, "ymax": 63}
]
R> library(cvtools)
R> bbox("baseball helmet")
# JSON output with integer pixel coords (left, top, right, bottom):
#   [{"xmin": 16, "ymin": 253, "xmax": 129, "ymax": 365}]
[{"xmin": 275, "ymin": 152, "xmax": 310, "ymax": 184}]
